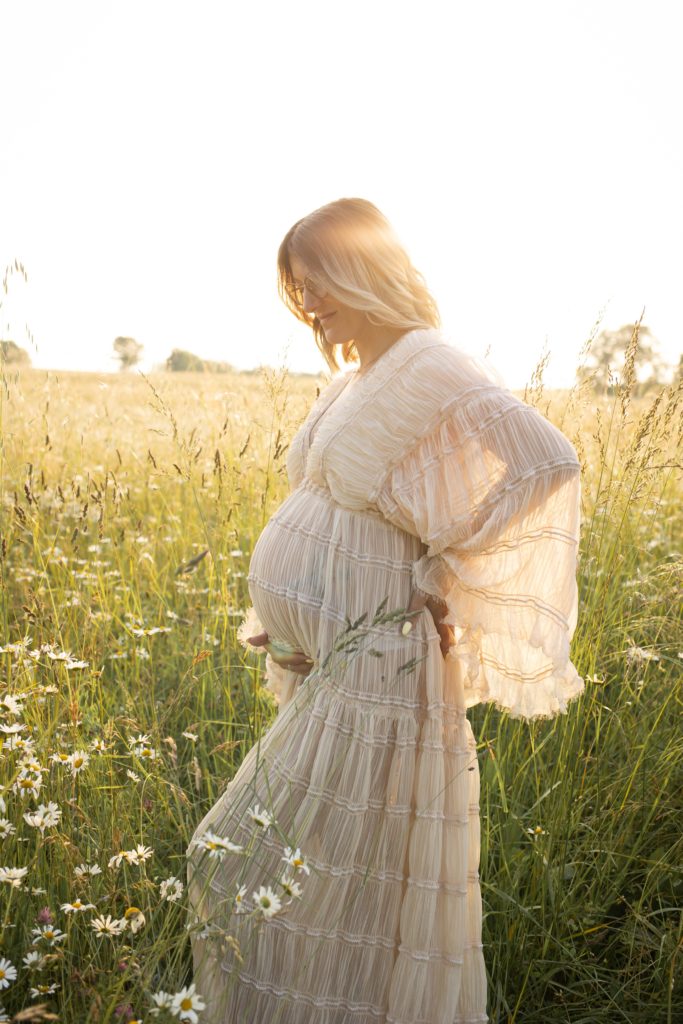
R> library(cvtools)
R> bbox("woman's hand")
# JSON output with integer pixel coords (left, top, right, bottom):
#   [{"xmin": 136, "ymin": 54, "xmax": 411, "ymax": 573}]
[
  {"xmin": 400, "ymin": 590, "xmax": 455, "ymax": 658},
  {"xmin": 246, "ymin": 631, "xmax": 315, "ymax": 676}
]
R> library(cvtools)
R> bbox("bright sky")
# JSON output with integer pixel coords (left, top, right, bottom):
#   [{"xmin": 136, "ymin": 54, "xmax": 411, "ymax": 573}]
[{"xmin": 1, "ymin": 0, "xmax": 681, "ymax": 389}]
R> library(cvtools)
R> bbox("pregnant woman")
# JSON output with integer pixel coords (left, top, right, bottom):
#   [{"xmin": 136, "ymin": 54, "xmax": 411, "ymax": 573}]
[{"xmin": 186, "ymin": 197, "xmax": 584, "ymax": 1023}]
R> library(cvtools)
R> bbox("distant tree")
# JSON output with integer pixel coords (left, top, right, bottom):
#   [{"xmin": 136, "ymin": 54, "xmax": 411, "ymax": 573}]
[
  {"xmin": 165, "ymin": 349, "xmax": 235, "ymax": 373},
  {"xmin": 0, "ymin": 340, "xmax": 31, "ymax": 367},
  {"xmin": 576, "ymin": 323, "xmax": 669, "ymax": 396},
  {"xmin": 203, "ymin": 358, "xmax": 235, "ymax": 374},
  {"xmin": 113, "ymin": 336, "xmax": 143, "ymax": 371},
  {"xmin": 166, "ymin": 348, "xmax": 205, "ymax": 372}
]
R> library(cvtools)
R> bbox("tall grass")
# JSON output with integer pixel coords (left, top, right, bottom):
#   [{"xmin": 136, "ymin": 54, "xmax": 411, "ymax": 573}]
[{"xmin": 0, "ymin": 330, "xmax": 680, "ymax": 1022}]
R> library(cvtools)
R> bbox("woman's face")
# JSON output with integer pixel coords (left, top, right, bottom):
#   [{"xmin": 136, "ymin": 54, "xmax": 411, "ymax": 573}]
[{"xmin": 288, "ymin": 252, "xmax": 370, "ymax": 347}]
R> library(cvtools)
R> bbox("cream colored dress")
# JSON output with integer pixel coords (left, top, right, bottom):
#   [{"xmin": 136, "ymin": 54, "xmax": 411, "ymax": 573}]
[{"xmin": 186, "ymin": 328, "xmax": 584, "ymax": 1023}]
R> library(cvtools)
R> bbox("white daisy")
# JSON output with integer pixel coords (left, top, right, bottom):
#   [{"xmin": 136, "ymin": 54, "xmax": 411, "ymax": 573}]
[
  {"xmin": 159, "ymin": 876, "xmax": 184, "ymax": 902},
  {"xmin": 91, "ymin": 914, "xmax": 126, "ymax": 937},
  {"xmin": 11, "ymin": 772, "xmax": 42, "ymax": 798},
  {"xmin": 122, "ymin": 906, "xmax": 146, "ymax": 933},
  {"xmin": 170, "ymin": 982, "xmax": 206, "ymax": 1023},
  {"xmin": 0, "ymin": 866, "xmax": 29, "ymax": 888},
  {"xmin": 30, "ymin": 925, "xmax": 67, "ymax": 946},
  {"xmin": 0, "ymin": 959, "xmax": 17, "ymax": 989},
  {"xmin": 281, "ymin": 846, "xmax": 310, "ymax": 875},
  {"xmin": 61, "ymin": 898, "xmax": 96, "ymax": 913},
  {"xmin": 67, "ymin": 749, "xmax": 90, "ymax": 775},
  {"xmin": 248, "ymin": 802, "xmax": 273, "ymax": 830},
  {"xmin": 234, "ymin": 883, "xmax": 248, "ymax": 913},
  {"xmin": 252, "ymin": 885, "xmax": 282, "ymax": 919},
  {"xmin": 73, "ymin": 862, "xmax": 102, "ymax": 878},
  {"xmin": 149, "ymin": 990, "xmax": 175, "ymax": 1015},
  {"xmin": 280, "ymin": 874, "xmax": 304, "ymax": 901},
  {"xmin": 191, "ymin": 830, "xmax": 243, "ymax": 859},
  {"xmin": 29, "ymin": 981, "xmax": 60, "ymax": 998},
  {"xmin": 23, "ymin": 801, "xmax": 62, "ymax": 833},
  {"xmin": 22, "ymin": 950, "xmax": 47, "ymax": 970}
]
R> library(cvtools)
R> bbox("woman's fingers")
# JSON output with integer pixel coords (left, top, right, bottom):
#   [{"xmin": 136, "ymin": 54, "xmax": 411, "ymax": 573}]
[{"xmin": 401, "ymin": 590, "xmax": 455, "ymax": 657}]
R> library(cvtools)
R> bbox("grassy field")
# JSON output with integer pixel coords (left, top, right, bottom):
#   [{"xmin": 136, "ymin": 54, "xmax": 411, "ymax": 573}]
[{"xmin": 0, "ymin": 350, "xmax": 681, "ymax": 1023}]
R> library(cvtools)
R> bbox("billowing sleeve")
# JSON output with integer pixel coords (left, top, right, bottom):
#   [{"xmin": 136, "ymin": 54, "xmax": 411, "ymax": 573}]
[{"xmin": 376, "ymin": 382, "xmax": 584, "ymax": 721}]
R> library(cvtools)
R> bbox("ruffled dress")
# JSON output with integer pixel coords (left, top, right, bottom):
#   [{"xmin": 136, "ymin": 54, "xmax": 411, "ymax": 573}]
[{"xmin": 186, "ymin": 327, "xmax": 583, "ymax": 1023}]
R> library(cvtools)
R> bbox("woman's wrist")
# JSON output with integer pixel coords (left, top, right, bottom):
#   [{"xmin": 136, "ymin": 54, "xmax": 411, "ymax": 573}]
[{"xmin": 414, "ymin": 583, "xmax": 448, "ymax": 612}]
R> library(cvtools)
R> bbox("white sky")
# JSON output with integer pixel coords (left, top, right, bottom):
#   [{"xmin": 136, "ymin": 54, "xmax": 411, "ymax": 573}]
[{"xmin": 1, "ymin": 0, "xmax": 681, "ymax": 389}]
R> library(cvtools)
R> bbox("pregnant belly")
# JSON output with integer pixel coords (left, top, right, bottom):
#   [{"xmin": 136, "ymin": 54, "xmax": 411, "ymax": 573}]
[{"xmin": 247, "ymin": 487, "xmax": 333, "ymax": 658}]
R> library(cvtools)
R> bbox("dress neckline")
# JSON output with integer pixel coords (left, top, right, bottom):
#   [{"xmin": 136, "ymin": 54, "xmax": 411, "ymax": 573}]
[{"xmin": 350, "ymin": 328, "xmax": 426, "ymax": 379}]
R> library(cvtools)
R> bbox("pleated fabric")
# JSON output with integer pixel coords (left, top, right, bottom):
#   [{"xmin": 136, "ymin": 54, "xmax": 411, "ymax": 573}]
[{"xmin": 186, "ymin": 327, "xmax": 584, "ymax": 1023}]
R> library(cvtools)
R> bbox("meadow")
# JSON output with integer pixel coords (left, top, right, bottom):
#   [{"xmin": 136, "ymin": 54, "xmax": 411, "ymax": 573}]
[{"xmin": 0, "ymin": 340, "xmax": 681, "ymax": 1023}]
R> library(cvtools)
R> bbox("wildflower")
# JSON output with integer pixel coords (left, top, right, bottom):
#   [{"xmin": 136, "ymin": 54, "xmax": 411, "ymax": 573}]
[
  {"xmin": 280, "ymin": 874, "xmax": 304, "ymax": 901},
  {"xmin": 170, "ymin": 982, "xmax": 206, "ymax": 1022},
  {"xmin": 149, "ymin": 990, "xmax": 175, "ymax": 1015},
  {"xmin": 182, "ymin": 731, "xmax": 198, "ymax": 742},
  {"xmin": 30, "ymin": 924, "xmax": 67, "ymax": 946},
  {"xmin": 23, "ymin": 801, "xmax": 62, "ymax": 833},
  {"xmin": 90, "ymin": 737, "xmax": 108, "ymax": 752},
  {"xmin": 91, "ymin": 914, "xmax": 126, "ymax": 937},
  {"xmin": 526, "ymin": 825, "xmax": 548, "ymax": 838},
  {"xmin": 159, "ymin": 876, "xmax": 184, "ymax": 902},
  {"xmin": 282, "ymin": 846, "xmax": 310, "ymax": 875},
  {"xmin": 0, "ymin": 866, "xmax": 29, "ymax": 888},
  {"xmin": 123, "ymin": 907, "xmax": 146, "ymax": 933},
  {"xmin": 191, "ymin": 830, "xmax": 243, "ymax": 859},
  {"xmin": 22, "ymin": 950, "xmax": 47, "ymax": 970},
  {"xmin": 0, "ymin": 820, "xmax": 16, "ymax": 840},
  {"xmin": 4, "ymin": 734, "xmax": 35, "ymax": 753},
  {"xmin": 128, "ymin": 733, "xmax": 151, "ymax": 748},
  {"xmin": 131, "ymin": 741, "xmax": 157, "ymax": 761},
  {"xmin": 64, "ymin": 659, "xmax": 89, "ymax": 670},
  {"xmin": 130, "ymin": 626, "xmax": 172, "ymax": 637},
  {"xmin": 129, "ymin": 843, "xmax": 154, "ymax": 864},
  {"xmin": 61, "ymin": 898, "xmax": 96, "ymax": 913},
  {"xmin": 127, "ymin": 769, "xmax": 141, "ymax": 782},
  {"xmin": 248, "ymin": 803, "xmax": 273, "ymax": 830},
  {"xmin": 0, "ymin": 722, "xmax": 26, "ymax": 735},
  {"xmin": 67, "ymin": 750, "xmax": 90, "ymax": 775},
  {"xmin": 108, "ymin": 844, "xmax": 154, "ymax": 869},
  {"xmin": 236, "ymin": 606, "xmax": 265, "ymax": 650},
  {"xmin": 0, "ymin": 694, "xmax": 24, "ymax": 716},
  {"xmin": 51, "ymin": 751, "xmax": 72, "ymax": 766},
  {"xmin": 252, "ymin": 885, "xmax": 282, "ymax": 919},
  {"xmin": 234, "ymin": 884, "xmax": 248, "ymax": 913},
  {"xmin": 626, "ymin": 644, "xmax": 660, "ymax": 664},
  {"xmin": 0, "ymin": 959, "xmax": 17, "ymax": 989},
  {"xmin": 30, "ymin": 981, "xmax": 60, "ymax": 998},
  {"xmin": 18, "ymin": 755, "xmax": 45, "ymax": 774},
  {"xmin": 11, "ymin": 771, "xmax": 42, "ymax": 799},
  {"xmin": 74, "ymin": 862, "xmax": 102, "ymax": 878}
]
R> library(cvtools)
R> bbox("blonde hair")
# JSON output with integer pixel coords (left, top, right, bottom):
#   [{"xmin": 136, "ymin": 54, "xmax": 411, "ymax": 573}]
[{"xmin": 277, "ymin": 198, "xmax": 441, "ymax": 373}]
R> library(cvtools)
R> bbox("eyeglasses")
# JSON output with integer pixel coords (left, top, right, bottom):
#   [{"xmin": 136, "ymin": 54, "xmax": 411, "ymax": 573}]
[{"xmin": 285, "ymin": 275, "xmax": 327, "ymax": 308}]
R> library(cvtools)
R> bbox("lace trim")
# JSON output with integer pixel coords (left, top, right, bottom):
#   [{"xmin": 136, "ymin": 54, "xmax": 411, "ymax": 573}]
[
  {"xmin": 264, "ymin": 751, "xmax": 479, "ymax": 821},
  {"xmin": 262, "ymin": 513, "xmax": 417, "ymax": 571}
]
